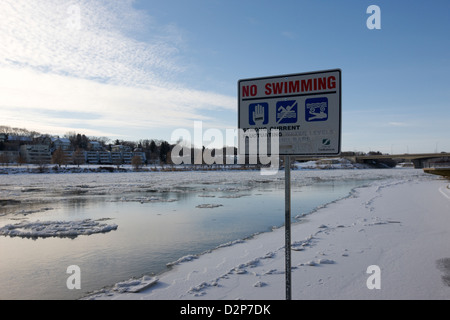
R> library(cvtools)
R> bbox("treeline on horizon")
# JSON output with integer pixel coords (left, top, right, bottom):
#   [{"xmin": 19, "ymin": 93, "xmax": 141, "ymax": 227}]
[
  {"xmin": 0, "ymin": 125, "xmax": 394, "ymax": 158},
  {"xmin": 0, "ymin": 125, "xmax": 238, "ymax": 165}
]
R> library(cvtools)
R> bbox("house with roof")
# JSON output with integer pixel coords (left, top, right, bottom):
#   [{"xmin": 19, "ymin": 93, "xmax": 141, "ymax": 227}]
[
  {"xmin": 52, "ymin": 138, "xmax": 71, "ymax": 151},
  {"xmin": 89, "ymin": 141, "xmax": 103, "ymax": 151},
  {"xmin": 111, "ymin": 145, "xmax": 132, "ymax": 153}
]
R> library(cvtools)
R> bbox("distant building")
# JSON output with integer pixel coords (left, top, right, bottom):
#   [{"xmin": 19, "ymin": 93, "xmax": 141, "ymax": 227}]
[
  {"xmin": 111, "ymin": 145, "xmax": 132, "ymax": 153},
  {"xmin": 35, "ymin": 136, "xmax": 52, "ymax": 146},
  {"xmin": 89, "ymin": 141, "xmax": 103, "ymax": 151},
  {"xmin": 20, "ymin": 145, "xmax": 51, "ymax": 164},
  {"xmin": 0, "ymin": 151, "xmax": 19, "ymax": 164},
  {"xmin": 52, "ymin": 138, "xmax": 71, "ymax": 151},
  {"xmin": 128, "ymin": 152, "xmax": 146, "ymax": 164},
  {"xmin": 122, "ymin": 152, "xmax": 133, "ymax": 164},
  {"xmin": 63, "ymin": 150, "xmax": 74, "ymax": 165},
  {"xmin": 7, "ymin": 135, "xmax": 32, "ymax": 143},
  {"xmin": 85, "ymin": 151, "xmax": 99, "ymax": 164},
  {"xmin": 111, "ymin": 152, "xmax": 122, "ymax": 164},
  {"xmin": 99, "ymin": 151, "xmax": 112, "ymax": 164}
]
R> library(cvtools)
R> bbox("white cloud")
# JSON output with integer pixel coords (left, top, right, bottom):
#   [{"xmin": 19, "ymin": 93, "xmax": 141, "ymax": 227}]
[
  {"xmin": 0, "ymin": 66, "xmax": 235, "ymax": 133},
  {"xmin": 0, "ymin": 0, "xmax": 183, "ymax": 87},
  {"xmin": 0, "ymin": 0, "xmax": 235, "ymax": 139}
]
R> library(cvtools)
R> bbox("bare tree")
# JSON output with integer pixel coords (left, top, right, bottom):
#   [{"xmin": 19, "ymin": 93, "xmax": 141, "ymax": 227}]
[
  {"xmin": 16, "ymin": 153, "xmax": 26, "ymax": 166},
  {"xmin": 72, "ymin": 148, "xmax": 85, "ymax": 167},
  {"xmin": 112, "ymin": 155, "xmax": 123, "ymax": 170},
  {"xmin": 0, "ymin": 153, "xmax": 9, "ymax": 166},
  {"xmin": 35, "ymin": 158, "xmax": 49, "ymax": 173},
  {"xmin": 52, "ymin": 147, "xmax": 67, "ymax": 168},
  {"xmin": 0, "ymin": 126, "xmax": 11, "ymax": 134},
  {"xmin": 131, "ymin": 155, "xmax": 143, "ymax": 171}
]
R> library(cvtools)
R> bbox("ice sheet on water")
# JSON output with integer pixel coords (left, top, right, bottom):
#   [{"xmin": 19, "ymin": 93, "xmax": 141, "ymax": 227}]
[
  {"xmin": 0, "ymin": 218, "xmax": 117, "ymax": 238},
  {"xmin": 15, "ymin": 207, "xmax": 53, "ymax": 216},
  {"xmin": 218, "ymin": 194, "xmax": 250, "ymax": 199},
  {"xmin": 195, "ymin": 204, "xmax": 223, "ymax": 208},
  {"xmin": 110, "ymin": 196, "xmax": 177, "ymax": 203},
  {"xmin": 0, "ymin": 168, "xmax": 433, "ymax": 208}
]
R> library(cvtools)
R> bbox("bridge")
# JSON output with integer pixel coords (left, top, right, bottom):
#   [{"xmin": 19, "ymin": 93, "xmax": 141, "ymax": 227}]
[
  {"xmin": 296, "ymin": 152, "xmax": 450, "ymax": 169},
  {"xmin": 346, "ymin": 152, "xmax": 450, "ymax": 168}
]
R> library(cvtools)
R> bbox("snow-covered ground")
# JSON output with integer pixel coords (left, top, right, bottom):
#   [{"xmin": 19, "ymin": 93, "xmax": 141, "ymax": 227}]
[{"xmin": 83, "ymin": 171, "xmax": 450, "ymax": 300}]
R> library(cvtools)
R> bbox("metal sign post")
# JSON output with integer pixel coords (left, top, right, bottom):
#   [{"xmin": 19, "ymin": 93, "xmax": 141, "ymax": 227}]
[{"xmin": 284, "ymin": 155, "xmax": 292, "ymax": 300}]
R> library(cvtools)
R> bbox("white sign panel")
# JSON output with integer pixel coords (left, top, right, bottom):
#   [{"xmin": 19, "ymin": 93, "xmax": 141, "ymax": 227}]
[{"xmin": 238, "ymin": 69, "xmax": 341, "ymax": 157}]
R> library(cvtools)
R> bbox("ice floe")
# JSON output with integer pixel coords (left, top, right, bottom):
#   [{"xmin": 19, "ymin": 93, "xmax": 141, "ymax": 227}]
[
  {"xmin": 110, "ymin": 196, "xmax": 177, "ymax": 203},
  {"xmin": 14, "ymin": 207, "xmax": 53, "ymax": 216},
  {"xmin": 0, "ymin": 219, "xmax": 118, "ymax": 238},
  {"xmin": 195, "ymin": 204, "xmax": 223, "ymax": 208}
]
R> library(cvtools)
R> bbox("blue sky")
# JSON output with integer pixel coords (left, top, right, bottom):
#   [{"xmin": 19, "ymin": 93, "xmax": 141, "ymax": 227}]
[{"xmin": 1, "ymin": 0, "xmax": 449, "ymax": 153}]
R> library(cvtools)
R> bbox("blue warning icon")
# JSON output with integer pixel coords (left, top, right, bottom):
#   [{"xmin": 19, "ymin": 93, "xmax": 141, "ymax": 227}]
[
  {"xmin": 305, "ymin": 97, "xmax": 328, "ymax": 122},
  {"xmin": 276, "ymin": 100, "xmax": 297, "ymax": 124},
  {"xmin": 249, "ymin": 103, "xmax": 269, "ymax": 125}
]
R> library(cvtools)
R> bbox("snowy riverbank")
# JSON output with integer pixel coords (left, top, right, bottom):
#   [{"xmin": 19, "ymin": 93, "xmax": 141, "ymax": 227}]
[
  {"xmin": 0, "ymin": 158, "xmax": 371, "ymax": 175},
  {"xmin": 85, "ymin": 173, "xmax": 450, "ymax": 300}
]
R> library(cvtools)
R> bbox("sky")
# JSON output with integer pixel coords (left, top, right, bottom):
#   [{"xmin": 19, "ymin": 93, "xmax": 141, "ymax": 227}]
[{"xmin": 0, "ymin": 0, "xmax": 449, "ymax": 154}]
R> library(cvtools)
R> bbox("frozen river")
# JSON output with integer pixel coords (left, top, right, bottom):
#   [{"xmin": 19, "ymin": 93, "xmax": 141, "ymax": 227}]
[{"xmin": 0, "ymin": 168, "xmax": 426, "ymax": 300}]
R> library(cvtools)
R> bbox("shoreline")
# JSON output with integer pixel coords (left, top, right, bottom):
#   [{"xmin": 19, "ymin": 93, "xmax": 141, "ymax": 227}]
[
  {"xmin": 85, "ymin": 174, "xmax": 450, "ymax": 300},
  {"xmin": 0, "ymin": 158, "xmax": 375, "ymax": 175}
]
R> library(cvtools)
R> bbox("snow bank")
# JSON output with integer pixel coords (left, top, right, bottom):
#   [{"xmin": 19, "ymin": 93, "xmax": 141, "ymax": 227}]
[
  {"xmin": 85, "ymin": 175, "xmax": 450, "ymax": 300},
  {"xmin": 295, "ymin": 158, "xmax": 370, "ymax": 170},
  {"xmin": 167, "ymin": 255, "xmax": 199, "ymax": 267},
  {"xmin": 0, "ymin": 219, "xmax": 118, "ymax": 238},
  {"xmin": 111, "ymin": 276, "xmax": 158, "ymax": 293},
  {"xmin": 85, "ymin": 275, "xmax": 158, "ymax": 298}
]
